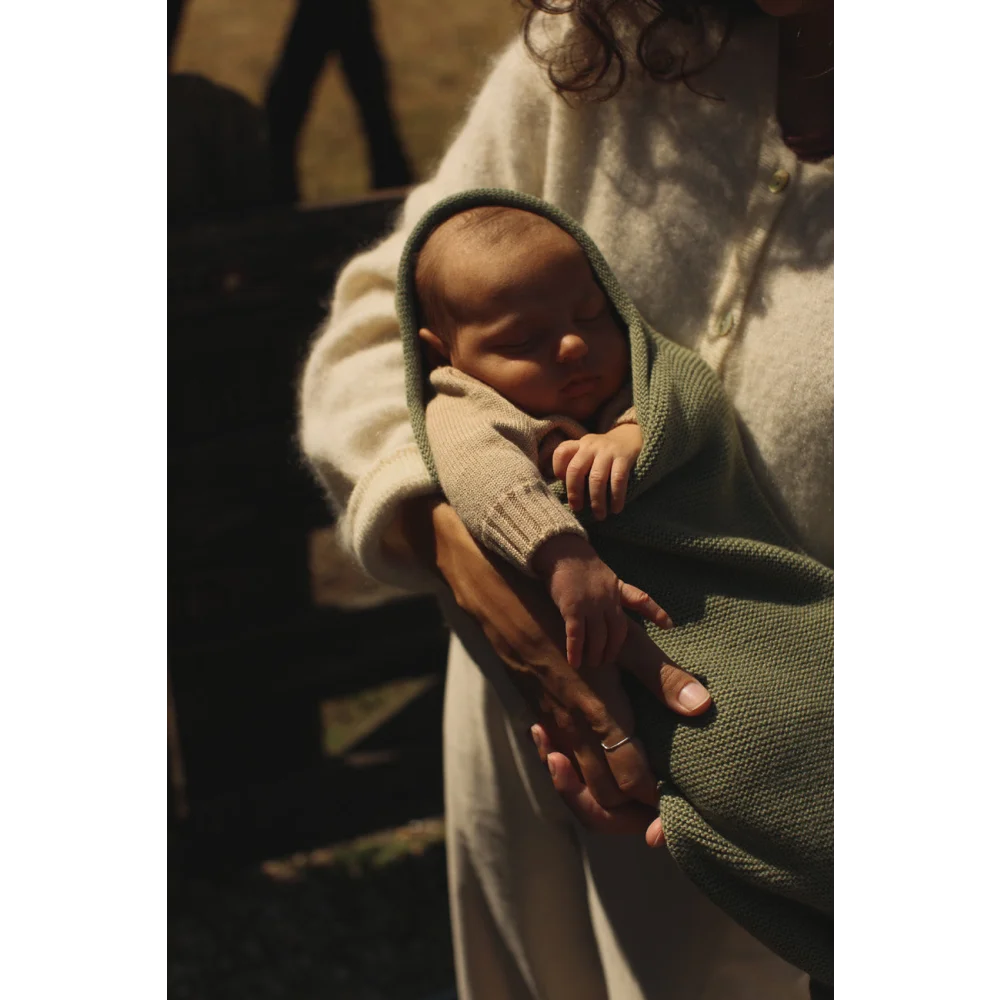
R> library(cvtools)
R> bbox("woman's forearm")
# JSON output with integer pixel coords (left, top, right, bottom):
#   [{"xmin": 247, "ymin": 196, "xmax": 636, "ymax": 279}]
[{"xmin": 403, "ymin": 498, "xmax": 711, "ymax": 810}]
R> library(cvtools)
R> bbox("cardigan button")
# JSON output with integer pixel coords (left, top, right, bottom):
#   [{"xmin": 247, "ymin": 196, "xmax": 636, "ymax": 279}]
[
  {"xmin": 768, "ymin": 168, "xmax": 790, "ymax": 194},
  {"xmin": 716, "ymin": 310, "xmax": 735, "ymax": 337}
]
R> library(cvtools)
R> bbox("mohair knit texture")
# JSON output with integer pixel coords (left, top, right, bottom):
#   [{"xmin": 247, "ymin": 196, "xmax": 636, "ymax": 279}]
[{"xmin": 397, "ymin": 189, "xmax": 834, "ymax": 987}]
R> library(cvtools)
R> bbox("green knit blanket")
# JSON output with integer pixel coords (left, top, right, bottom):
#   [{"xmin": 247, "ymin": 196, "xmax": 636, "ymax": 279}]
[{"xmin": 396, "ymin": 190, "xmax": 834, "ymax": 987}]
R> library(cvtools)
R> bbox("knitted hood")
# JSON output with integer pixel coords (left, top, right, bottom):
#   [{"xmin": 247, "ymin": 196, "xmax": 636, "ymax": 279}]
[{"xmin": 396, "ymin": 188, "xmax": 656, "ymax": 490}]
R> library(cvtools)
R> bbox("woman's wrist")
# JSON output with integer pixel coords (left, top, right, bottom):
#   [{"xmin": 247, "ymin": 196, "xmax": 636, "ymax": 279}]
[{"xmin": 398, "ymin": 492, "xmax": 446, "ymax": 571}]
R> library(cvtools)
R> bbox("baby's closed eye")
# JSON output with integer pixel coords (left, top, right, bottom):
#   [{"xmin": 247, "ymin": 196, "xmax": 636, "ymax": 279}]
[
  {"xmin": 575, "ymin": 285, "xmax": 608, "ymax": 322},
  {"xmin": 576, "ymin": 302, "xmax": 607, "ymax": 323},
  {"xmin": 494, "ymin": 339, "xmax": 538, "ymax": 356}
]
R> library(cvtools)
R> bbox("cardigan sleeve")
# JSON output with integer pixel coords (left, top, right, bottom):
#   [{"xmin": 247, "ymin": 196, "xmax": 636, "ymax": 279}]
[
  {"xmin": 298, "ymin": 40, "xmax": 554, "ymax": 594},
  {"xmin": 427, "ymin": 369, "xmax": 587, "ymax": 575}
]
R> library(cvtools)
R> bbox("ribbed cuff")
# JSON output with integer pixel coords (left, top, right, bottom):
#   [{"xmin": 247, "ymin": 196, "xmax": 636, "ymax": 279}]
[{"xmin": 481, "ymin": 480, "xmax": 586, "ymax": 575}]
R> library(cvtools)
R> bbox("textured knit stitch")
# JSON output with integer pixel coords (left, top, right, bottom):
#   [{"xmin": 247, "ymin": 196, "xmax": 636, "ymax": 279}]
[{"xmin": 398, "ymin": 190, "xmax": 834, "ymax": 987}]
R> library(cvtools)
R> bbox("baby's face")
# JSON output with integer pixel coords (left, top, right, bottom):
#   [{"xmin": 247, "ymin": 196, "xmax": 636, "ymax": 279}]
[{"xmin": 423, "ymin": 219, "xmax": 629, "ymax": 422}]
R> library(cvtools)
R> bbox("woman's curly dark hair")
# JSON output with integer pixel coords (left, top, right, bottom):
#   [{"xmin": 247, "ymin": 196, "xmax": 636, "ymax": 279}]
[{"xmin": 520, "ymin": 0, "xmax": 760, "ymax": 101}]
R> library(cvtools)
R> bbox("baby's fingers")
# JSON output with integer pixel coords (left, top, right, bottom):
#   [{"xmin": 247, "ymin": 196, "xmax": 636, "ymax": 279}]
[
  {"xmin": 619, "ymin": 582, "xmax": 673, "ymax": 630},
  {"xmin": 551, "ymin": 440, "xmax": 581, "ymax": 481},
  {"xmin": 584, "ymin": 611, "xmax": 608, "ymax": 671},
  {"xmin": 589, "ymin": 452, "xmax": 614, "ymax": 521},
  {"xmin": 604, "ymin": 605, "xmax": 629, "ymax": 666},
  {"xmin": 609, "ymin": 456, "xmax": 632, "ymax": 515},
  {"xmin": 565, "ymin": 451, "xmax": 593, "ymax": 513},
  {"xmin": 566, "ymin": 616, "xmax": 584, "ymax": 671}
]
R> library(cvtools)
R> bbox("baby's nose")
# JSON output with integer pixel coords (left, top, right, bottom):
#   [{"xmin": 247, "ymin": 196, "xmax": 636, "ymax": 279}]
[{"xmin": 557, "ymin": 332, "xmax": 588, "ymax": 363}]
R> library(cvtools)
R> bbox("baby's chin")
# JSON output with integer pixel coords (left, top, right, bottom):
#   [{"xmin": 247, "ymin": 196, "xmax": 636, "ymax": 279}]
[{"xmin": 515, "ymin": 392, "xmax": 604, "ymax": 423}]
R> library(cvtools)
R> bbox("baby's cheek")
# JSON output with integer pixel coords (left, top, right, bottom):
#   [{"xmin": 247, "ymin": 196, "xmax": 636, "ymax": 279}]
[
  {"xmin": 499, "ymin": 363, "xmax": 554, "ymax": 406},
  {"xmin": 614, "ymin": 335, "xmax": 630, "ymax": 380}
]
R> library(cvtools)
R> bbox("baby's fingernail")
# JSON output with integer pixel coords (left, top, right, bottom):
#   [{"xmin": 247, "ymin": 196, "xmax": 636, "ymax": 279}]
[{"xmin": 678, "ymin": 681, "xmax": 711, "ymax": 711}]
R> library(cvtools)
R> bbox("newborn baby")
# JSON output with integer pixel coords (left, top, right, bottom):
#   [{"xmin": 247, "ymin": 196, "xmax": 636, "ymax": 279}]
[
  {"xmin": 399, "ymin": 193, "xmax": 833, "ymax": 983},
  {"xmin": 415, "ymin": 206, "xmax": 672, "ymax": 670}
]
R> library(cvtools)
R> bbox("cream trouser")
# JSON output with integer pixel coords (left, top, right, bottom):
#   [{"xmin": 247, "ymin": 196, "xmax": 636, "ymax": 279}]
[{"xmin": 440, "ymin": 598, "xmax": 810, "ymax": 1000}]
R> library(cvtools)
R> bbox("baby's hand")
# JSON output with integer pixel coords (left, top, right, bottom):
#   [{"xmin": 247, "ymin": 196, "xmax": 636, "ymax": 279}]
[
  {"xmin": 532, "ymin": 534, "xmax": 672, "ymax": 671},
  {"xmin": 551, "ymin": 424, "xmax": 643, "ymax": 520}
]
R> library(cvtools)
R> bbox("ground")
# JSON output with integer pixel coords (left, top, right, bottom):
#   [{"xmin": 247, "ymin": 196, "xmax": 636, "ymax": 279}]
[{"xmin": 170, "ymin": 820, "xmax": 453, "ymax": 1000}]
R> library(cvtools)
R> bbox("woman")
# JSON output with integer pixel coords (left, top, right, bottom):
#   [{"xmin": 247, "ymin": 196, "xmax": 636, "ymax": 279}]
[{"xmin": 300, "ymin": 1, "xmax": 833, "ymax": 997}]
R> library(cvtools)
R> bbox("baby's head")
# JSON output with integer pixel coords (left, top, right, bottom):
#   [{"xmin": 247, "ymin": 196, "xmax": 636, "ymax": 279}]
[{"xmin": 414, "ymin": 206, "xmax": 629, "ymax": 422}]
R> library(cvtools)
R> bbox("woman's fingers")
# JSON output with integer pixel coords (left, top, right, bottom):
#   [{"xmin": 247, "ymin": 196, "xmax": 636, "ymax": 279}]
[
  {"xmin": 618, "ymin": 581, "xmax": 673, "ymax": 630},
  {"xmin": 530, "ymin": 722, "xmax": 556, "ymax": 761},
  {"xmin": 620, "ymin": 619, "xmax": 712, "ymax": 717},
  {"xmin": 646, "ymin": 816, "xmax": 665, "ymax": 848},
  {"xmin": 545, "ymin": 750, "xmax": 660, "ymax": 836},
  {"xmin": 532, "ymin": 726, "xmax": 665, "ymax": 846},
  {"xmin": 572, "ymin": 737, "xmax": 632, "ymax": 809},
  {"xmin": 543, "ymin": 699, "xmax": 633, "ymax": 811},
  {"xmin": 583, "ymin": 665, "xmax": 658, "ymax": 806}
]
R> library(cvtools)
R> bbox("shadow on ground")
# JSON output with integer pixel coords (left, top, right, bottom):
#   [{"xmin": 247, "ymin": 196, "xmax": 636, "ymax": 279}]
[{"xmin": 169, "ymin": 819, "xmax": 454, "ymax": 1000}]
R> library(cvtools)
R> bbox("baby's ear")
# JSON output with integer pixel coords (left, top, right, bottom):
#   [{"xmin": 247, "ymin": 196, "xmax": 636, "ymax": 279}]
[{"xmin": 418, "ymin": 327, "xmax": 450, "ymax": 364}]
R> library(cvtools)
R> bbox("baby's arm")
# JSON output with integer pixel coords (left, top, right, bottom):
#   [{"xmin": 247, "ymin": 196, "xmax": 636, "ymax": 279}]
[
  {"xmin": 427, "ymin": 369, "xmax": 588, "ymax": 574},
  {"xmin": 429, "ymin": 374, "xmax": 668, "ymax": 669},
  {"xmin": 551, "ymin": 419, "xmax": 643, "ymax": 520}
]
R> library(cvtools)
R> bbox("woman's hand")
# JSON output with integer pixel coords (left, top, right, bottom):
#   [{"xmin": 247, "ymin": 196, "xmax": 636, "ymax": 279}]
[
  {"xmin": 402, "ymin": 495, "xmax": 711, "ymax": 811},
  {"xmin": 530, "ymin": 723, "xmax": 666, "ymax": 848}
]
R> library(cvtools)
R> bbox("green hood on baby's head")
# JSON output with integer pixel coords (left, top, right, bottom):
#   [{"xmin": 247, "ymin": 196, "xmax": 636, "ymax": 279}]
[{"xmin": 396, "ymin": 189, "xmax": 654, "ymax": 487}]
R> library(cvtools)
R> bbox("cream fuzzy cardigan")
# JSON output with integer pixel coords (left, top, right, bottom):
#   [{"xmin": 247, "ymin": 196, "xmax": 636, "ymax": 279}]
[{"xmin": 299, "ymin": 14, "xmax": 833, "ymax": 598}]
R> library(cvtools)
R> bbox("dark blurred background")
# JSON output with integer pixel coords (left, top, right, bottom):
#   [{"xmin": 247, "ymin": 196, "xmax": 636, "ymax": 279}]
[{"xmin": 168, "ymin": 2, "xmax": 519, "ymax": 997}]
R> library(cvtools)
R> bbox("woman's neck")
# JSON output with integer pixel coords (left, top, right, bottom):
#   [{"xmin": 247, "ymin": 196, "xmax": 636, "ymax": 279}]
[{"xmin": 775, "ymin": 9, "xmax": 834, "ymax": 162}]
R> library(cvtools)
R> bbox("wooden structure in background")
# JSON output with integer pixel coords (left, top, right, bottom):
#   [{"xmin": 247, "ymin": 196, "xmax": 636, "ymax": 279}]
[{"xmin": 169, "ymin": 192, "xmax": 451, "ymax": 868}]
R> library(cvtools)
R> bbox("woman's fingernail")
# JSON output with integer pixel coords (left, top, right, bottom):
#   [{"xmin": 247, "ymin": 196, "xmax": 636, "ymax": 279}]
[
  {"xmin": 678, "ymin": 681, "xmax": 711, "ymax": 711},
  {"xmin": 547, "ymin": 755, "xmax": 558, "ymax": 779},
  {"xmin": 530, "ymin": 725, "xmax": 543, "ymax": 750}
]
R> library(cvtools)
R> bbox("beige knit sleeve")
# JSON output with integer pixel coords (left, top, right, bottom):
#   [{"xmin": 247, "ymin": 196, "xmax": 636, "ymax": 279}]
[{"xmin": 427, "ymin": 369, "xmax": 587, "ymax": 574}]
